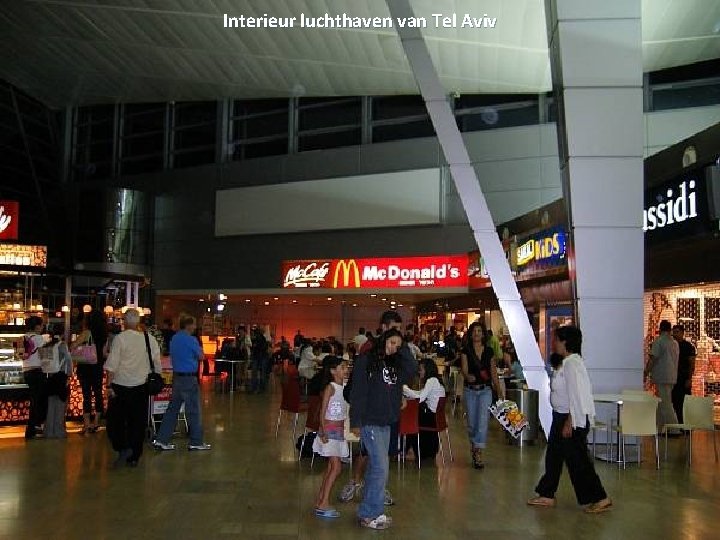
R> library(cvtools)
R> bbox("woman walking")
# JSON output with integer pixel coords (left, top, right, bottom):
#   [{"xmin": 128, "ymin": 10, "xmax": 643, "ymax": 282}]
[
  {"xmin": 460, "ymin": 321, "xmax": 505, "ymax": 469},
  {"xmin": 528, "ymin": 325, "xmax": 612, "ymax": 514}
]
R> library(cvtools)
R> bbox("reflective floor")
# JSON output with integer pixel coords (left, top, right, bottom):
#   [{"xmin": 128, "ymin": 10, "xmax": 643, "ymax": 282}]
[{"xmin": 0, "ymin": 380, "xmax": 718, "ymax": 540}]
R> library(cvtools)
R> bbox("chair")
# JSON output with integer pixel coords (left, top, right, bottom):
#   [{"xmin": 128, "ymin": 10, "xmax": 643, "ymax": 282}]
[
  {"xmin": 398, "ymin": 399, "xmax": 420, "ymax": 469},
  {"xmin": 663, "ymin": 395, "xmax": 718, "ymax": 465},
  {"xmin": 298, "ymin": 395, "xmax": 322, "ymax": 466},
  {"xmin": 452, "ymin": 372, "xmax": 464, "ymax": 417},
  {"xmin": 590, "ymin": 417, "xmax": 612, "ymax": 460},
  {"xmin": 213, "ymin": 371, "xmax": 229, "ymax": 394},
  {"xmin": 622, "ymin": 389, "xmax": 654, "ymax": 397},
  {"xmin": 275, "ymin": 377, "xmax": 307, "ymax": 442},
  {"xmin": 419, "ymin": 396, "xmax": 454, "ymax": 465},
  {"xmin": 611, "ymin": 398, "xmax": 661, "ymax": 469}
]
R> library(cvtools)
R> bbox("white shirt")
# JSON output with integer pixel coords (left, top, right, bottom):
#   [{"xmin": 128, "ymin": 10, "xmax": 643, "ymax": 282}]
[
  {"xmin": 353, "ymin": 334, "xmax": 368, "ymax": 350},
  {"xmin": 105, "ymin": 329, "xmax": 162, "ymax": 387},
  {"xmin": 550, "ymin": 354, "xmax": 596, "ymax": 428},
  {"xmin": 407, "ymin": 342, "xmax": 421, "ymax": 359},
  {"xmin": 403, "ymin": 377, "xmax": 446, "ymax": 413},
  {"xmin": 298, "ymin": 346, "xmax": 317, "ymax": 379},
  {"xmin": 23, "ymin": 333, "xmax": 46, "ymax": 370}
]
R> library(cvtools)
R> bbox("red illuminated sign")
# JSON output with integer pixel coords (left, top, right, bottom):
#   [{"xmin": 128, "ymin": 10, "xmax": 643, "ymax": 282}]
[
  {"xmin": 282, "ymin": 255, "xmax": 468, "ymax": 289},
  {"xmin": 0, "ymin": 201, "xmax": 19, "ymax": 241}
]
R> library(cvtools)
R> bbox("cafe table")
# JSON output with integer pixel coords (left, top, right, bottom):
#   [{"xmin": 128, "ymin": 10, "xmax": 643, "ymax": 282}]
[
  {"xmin": 593, "ymin": 393, "xmax": 660, "ymax": 463},
  {"xmin": 214, "ymin": 358, "xmax": 246, "ymax": 393}
]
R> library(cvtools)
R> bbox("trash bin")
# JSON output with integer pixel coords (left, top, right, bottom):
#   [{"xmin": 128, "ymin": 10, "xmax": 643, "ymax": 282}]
[{"xmin": 507, "ymin": 388, "xmax": 539, "ymax": 446}]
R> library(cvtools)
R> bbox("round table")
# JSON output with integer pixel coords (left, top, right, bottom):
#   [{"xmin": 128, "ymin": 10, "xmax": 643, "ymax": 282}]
[{"xmin": 214, "ymin": 359, "xmax": 246, "ymax": 393}]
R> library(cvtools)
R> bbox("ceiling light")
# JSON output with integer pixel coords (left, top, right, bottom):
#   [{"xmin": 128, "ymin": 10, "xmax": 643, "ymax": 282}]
[
  {"xmin": 245, "ymin": 299, "xmax": 251, "ymax": 303},
  {"xmin": 352, "ymin": 303, "xmax": 358, "ymax": 307},
  {"xmin": 61, "ymin": 306, "xmax": 70, "ymax": 313},
  {"xmin": 381, "ymin": 298, "xmax": 387, "ymax": 302},
  {"xmin": 327, "ymin": 297, "xmax": 332, "ymax": 301},
  {"xmin": 273, "ymin": 297, "xmax": 279, "ymax": 301},
  {"xmin": 199, "ymin": 299, "xmax": 204, "ymax": 302},
  {"xmin": 292, "ymin": 300, "xmax": 298, "ymax": 304},
  {"xmin": 103, "ymin": 306, "xmax": 114, "ymax": 314},
  {"xmin": 264, "ymin": 301, "xmax": 270, "ymax": 306},
  {"xmin": 216, "ymin": 304, "xmax": 225, "ymax": 312},
  {"xmin": 398, "ymin": 304, "xmax": 404, "ymax": 307},
  {"xmin": 218, "ymin": 294, "xmax": 227, "ymax": 301},
  {"xmin": 82, "ymin": 304, "xmax": 92, "ymax": 313},
  {"xmin": 370, "ymin": 294, "xmax": 377, "ymax": 298}
]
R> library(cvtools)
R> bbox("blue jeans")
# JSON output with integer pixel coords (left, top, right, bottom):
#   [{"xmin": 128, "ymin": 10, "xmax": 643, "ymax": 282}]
[
  {"xmin": 464, "ymin": 386, "xmax": 493, "ymax": 449},
  {"xmin": 358, "ymin": 425, "xmax": 390, "ymax": 520},
  {"xmin": 156, "ymin": 376, "xmax": 203, "ymax": 446}
]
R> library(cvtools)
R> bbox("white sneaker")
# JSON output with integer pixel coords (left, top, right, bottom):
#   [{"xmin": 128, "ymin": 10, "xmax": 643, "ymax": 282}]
[
  {"xmin": 188, "ymin": 443, "xmax": 212, "ymax": 451},
  {"xmin": 152, "ymin": 440, "xmax": 176, "ymax": 451},
  {"xmin": 376, "ymin": 514, "xmax": 393, "ymax": 525}
]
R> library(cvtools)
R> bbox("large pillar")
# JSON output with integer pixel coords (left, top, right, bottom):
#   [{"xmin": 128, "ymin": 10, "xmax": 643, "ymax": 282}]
[
  {"xmin": 387, "ymin": 0, "xmax": 552, "ymax": 435},
  {"xmin": 546, "ymin": 1, "xmax": 645, "ymax": 392}
]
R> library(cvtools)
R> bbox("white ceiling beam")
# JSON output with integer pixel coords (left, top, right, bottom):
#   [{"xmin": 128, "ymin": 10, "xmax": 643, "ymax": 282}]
[{"xmin": 386, "ymin": 0, "xmax": 552, "ymax": 435}]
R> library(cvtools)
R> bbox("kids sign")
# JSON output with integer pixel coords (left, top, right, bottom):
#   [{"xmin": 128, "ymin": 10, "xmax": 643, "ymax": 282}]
[
  {"xmin": 282, "ymin": 255, "xmax": 468, "ymax": 289},
  {"xmin": 515, "ymin": 227, "xmax": 567, "ymax": 278}
]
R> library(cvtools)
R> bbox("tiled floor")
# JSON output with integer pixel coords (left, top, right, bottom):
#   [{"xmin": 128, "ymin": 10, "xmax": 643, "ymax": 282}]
[{"xmin": 0, "ymin": 381, "xmax": 718, "ymax": 539}]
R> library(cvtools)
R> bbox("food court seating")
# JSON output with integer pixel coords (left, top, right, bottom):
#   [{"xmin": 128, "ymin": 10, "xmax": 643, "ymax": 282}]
[
  {"xmin": 398, "ymin": 399, "xmax": 420, "ymax": 469},
  {"xmin": 419, "ymin": 396, "xmax": 453, "ymax": 465},
  {"xmin": 663, "ymin": 395, "xmax": 718, "ymax": 465},
  {"xmin": 611, "ymin": 397, "xmax": 661, "ymax": 469}
]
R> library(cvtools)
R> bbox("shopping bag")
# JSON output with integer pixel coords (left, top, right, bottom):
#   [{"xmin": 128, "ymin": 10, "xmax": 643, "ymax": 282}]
[{"xmin": 489, "ymin": 399, "xmax": 529, "ymax": 439}]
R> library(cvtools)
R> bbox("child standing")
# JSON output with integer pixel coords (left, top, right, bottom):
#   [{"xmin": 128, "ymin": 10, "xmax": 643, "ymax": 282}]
[{"xmin": 313, "ymin": 356, "xmax": 349, "ymax": 519}]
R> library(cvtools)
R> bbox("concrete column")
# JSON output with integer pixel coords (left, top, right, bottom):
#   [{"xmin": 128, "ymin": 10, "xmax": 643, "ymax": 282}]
[{"xmin": 546, "ymin": 0, "xmax": 645, "ymax": 392}]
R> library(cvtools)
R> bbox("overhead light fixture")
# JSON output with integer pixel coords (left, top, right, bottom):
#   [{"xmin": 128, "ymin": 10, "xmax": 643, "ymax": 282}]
[
  {"xmin": 273, "ymin": 297, "xmax": 279, "ymax": 301},
  {"xmin": 292, "ymin": 300, "xmax": 298, "ymax": 304},
  {"xmin": 218, "ymin": 294, "xmax": 227, "ymax": 301},
  {"xmin": 245, "ymin": 299, "xmax": 251, "ymax": 303},
  {"xmin": 352, "ymin": 303, "xmax": 358, "ymax": 307},
  {"xmin": 264, "ymin": 301, "xmax": 270, "ymax": 306},
  {"xmin": 199, "ymin": 298, "xmax": 204, "ymax": 302},
  {"xmin": 217, "ymin": 304, "xmax": 225, "ymax": 312},
  {"xmin": 370, "ymin": 294, "xmax": 377, "ymax": 298},
  {"xmin": 61, "ymin": 305, "xmax": 70, "ymax": 313},
  {"xmin": 103, "ymin": 306, "xmax": 114, "ymax": 315},
  {"xmin": 398, "ymin": 304, "xmax": 404, "ymax": 307},
  {"xmin": 82, "ymin": 304, "xmax": 92, "ymax": 313},
  {"xmin": 381, "ymin": 298, "xmax": 387, "ymax": 302},
  {"xmin": 327, "ymin": 297, "xmax": 333, "ymax": 301}
]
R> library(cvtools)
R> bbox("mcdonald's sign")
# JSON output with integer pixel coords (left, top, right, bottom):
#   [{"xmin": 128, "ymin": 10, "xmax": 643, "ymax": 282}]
[{"xmin": 282, "ymin": 255, "xmax": 468, "ymax": 289}]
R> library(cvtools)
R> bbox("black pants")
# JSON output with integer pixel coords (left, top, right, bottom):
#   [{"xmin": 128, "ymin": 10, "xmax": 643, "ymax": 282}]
[
  {"xmin": 536, "ymin": 412, "xmax": 607, "ymax": 505},
  {"xmin": 672, "ymin": 381, "xmax": 690, "ymax": 424},
  {"xmin": 106, "ymin": 384, "xmax": 148, "ymax": 461},
  {"xmin": 77, "ymin": 364, "xmax": 104, "ymax": 417},
  {"xmin": 23, "ymin": 369, "xmax": 47, "ymax": 437}
]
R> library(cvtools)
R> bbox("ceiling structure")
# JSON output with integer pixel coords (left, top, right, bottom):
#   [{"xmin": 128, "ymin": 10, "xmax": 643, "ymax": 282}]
[{"xmin": 0, "ymin": 0, "xmax": 719, "ymax": 108}]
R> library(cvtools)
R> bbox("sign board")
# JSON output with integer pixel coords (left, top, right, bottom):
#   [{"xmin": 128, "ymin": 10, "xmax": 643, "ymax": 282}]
[
  {"xmin": 514, "ymin": 227, "xmax": 568, "ymax": 280},
  {"xmin": 0, "ymin": 201, "xmax": 19, "ymax": 241},
  {"xmin": 643, "ymin": 166, "xmax": 714, "ymax": 244},
  {"xmin": 282, "ymin": 255, "xmax": 468, "ymax": 289},
  {"xmin": 0, "ymin": 244, "xmax": 47, "ymax": 267}
]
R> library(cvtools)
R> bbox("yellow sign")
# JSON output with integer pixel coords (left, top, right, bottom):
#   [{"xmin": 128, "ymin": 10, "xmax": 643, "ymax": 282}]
[
  {"xmin": 0, "ymin": 244, "xmax": 47, "ymax": 268},
  {"xmin": 332, "ymin": 259, "xmax": 360, "ymax": 288},
  {"xmin": 516, "ymin": 233, "xmax": 563, "ymax": 267}
]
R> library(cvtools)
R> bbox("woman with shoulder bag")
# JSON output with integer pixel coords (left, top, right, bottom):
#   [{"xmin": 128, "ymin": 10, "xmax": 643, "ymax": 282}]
[
  {"xmin": 461, "ymin": 321, "xmax": 506, "ymax": 470},
  {"xmin": 71, "ymin": 312, "xmax": 106, "ymax": 434}
]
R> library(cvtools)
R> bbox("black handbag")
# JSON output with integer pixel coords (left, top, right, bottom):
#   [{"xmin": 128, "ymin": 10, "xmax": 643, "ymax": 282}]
[{"xmin": 144, "ymin": 331, "xmax": 164, "ymax": 396}]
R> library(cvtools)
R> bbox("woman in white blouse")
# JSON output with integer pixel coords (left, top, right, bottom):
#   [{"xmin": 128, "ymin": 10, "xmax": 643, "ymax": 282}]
[
  {"xmin": 528, "ymin": 326, "xmax": 612, "ymax": 514},
  {"xmin": 403, "ymin": 358, "xmax": 446, "ymax": 461}
]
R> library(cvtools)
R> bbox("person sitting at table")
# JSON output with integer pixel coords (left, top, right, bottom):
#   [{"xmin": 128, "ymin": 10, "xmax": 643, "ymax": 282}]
[
  {"xmin": 506, "ymin": 349, "xmax": 525, "ymax": 383},
  {"xmin": 527, "ymin": 325, "xmax": 612, "ymax": 514},
  {"xmin": 402, "ymin": 357, "xmax": 446, "ymax": 461},
  {"xmin": 298, "ymin": 339, "xmax": 317, "ymax": 380}
]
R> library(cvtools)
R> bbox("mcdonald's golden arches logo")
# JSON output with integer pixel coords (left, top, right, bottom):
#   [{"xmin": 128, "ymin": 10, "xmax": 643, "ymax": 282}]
[{"xmin": 332, "ymin": 259, "xmax": 360, "ymax": 288}]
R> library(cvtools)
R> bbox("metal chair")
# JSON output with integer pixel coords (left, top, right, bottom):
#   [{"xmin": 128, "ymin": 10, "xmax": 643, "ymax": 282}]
[
  {"xmin": 663, "ymin": 395, "xmax": 718, "ymax": 465},
  {"xmin": 611, "ymin": 397, "xmax": 661, "ymax": 469}
]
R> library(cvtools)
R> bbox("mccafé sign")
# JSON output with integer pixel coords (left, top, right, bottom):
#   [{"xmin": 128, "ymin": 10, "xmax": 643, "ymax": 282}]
[
  {"xmin": 282, "ymin": 255, "xmax": 468, "ymax": 289},
  {"xmin": 0, "ymin": 201, "xmax": 19, "ymax": 241}
]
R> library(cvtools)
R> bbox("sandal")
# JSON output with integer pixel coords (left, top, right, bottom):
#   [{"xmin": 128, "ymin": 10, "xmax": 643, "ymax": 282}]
[
  {"xmin": 527, "ymin": 497, "xmax": 556, "ymax": 507},
  {"xmin": 315, "ymin": 508, "xmax": 340, "ymax": 519},
  {"xmin": 585, "ymin": 498, "xmax": 613, "ymax": 514}
]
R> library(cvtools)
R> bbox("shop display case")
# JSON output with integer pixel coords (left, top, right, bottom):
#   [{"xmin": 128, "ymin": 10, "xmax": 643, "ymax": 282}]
[{"xmin": 0, "ymin": 331, "xmax": 30, "ymax": 424}]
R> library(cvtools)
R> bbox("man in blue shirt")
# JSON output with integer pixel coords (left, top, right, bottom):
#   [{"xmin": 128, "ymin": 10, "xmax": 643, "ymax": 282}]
[{"xmin": 153, "ymin": 315, "xmax": 211, "ymax": 451}]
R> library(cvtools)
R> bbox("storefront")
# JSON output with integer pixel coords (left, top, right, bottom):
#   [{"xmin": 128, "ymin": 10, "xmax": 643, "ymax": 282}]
[{"xmin": 644, "ymin": 136, "xmax": 720, "ymax": 421}]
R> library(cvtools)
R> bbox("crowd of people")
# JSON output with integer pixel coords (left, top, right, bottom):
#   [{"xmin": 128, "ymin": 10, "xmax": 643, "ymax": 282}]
[{"xmin": 19, "ymin": 305, "xmax": 620, "ymax": 527}]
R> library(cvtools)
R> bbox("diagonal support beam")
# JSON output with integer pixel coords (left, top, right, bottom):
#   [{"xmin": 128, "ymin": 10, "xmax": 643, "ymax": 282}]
[{"xmin": 386, "ymin": 0, "xmax": 551, "ymax": 435}]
